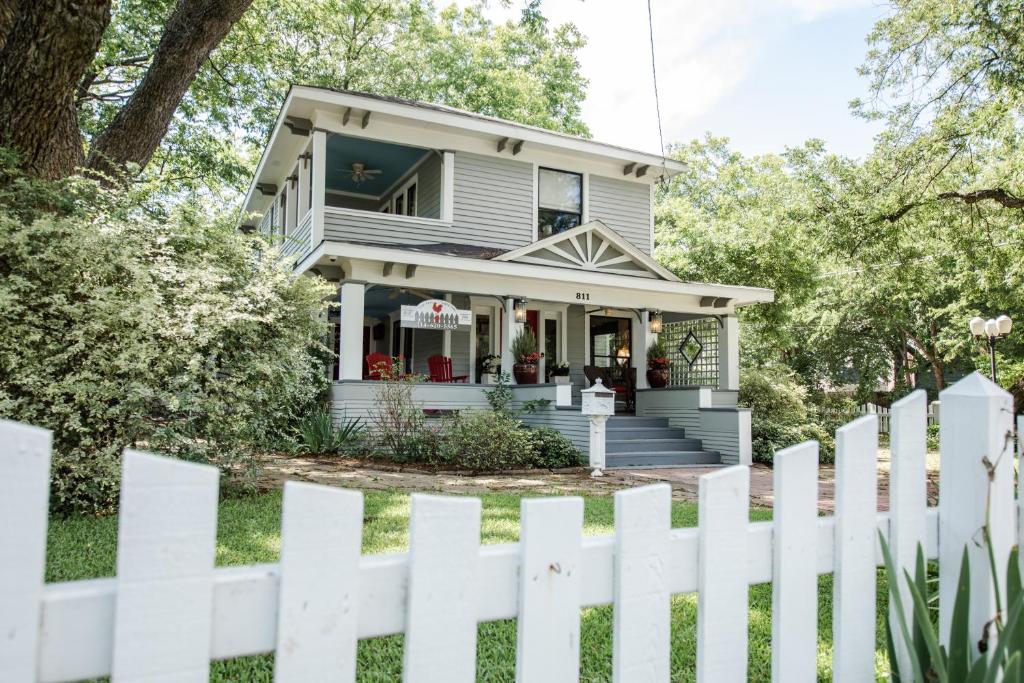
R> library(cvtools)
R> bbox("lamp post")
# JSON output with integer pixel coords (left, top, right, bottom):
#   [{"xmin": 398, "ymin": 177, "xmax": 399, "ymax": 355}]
[{"xmin": 969, "ymin": 315, "xmax": 1013, "ymax": 383}]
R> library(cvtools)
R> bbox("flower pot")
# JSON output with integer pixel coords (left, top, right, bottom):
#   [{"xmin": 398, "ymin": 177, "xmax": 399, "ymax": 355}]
[
  {"xmin": 553, "ymin": 375, "xmax": 571, "ymax": 386},
  {"xmin": 513, "ymin": 363, "xmax": 539, "ymax": 384},
  {"xmin": 646, "ymin": 368, "xmax": 669, "ymax": 389},
  {"xmin": 481, "ymin": 373, "xmax": 497, "ymax": 385}
]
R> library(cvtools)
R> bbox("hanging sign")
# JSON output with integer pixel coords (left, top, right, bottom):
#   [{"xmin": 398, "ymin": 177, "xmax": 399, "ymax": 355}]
[{"xmin": 400, "ymin": 299, "xmax": 471, "ymax": 330}]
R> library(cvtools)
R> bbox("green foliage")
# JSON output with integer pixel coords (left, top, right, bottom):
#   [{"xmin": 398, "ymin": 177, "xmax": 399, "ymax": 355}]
[
  {"xmin": 0, "ymin": 159, "xmax": 333, "ymax": 513},
  {"xmin": 738, "ymin": 367, "xmax": 837, "ymax": 464},
  {"xmin": 881, "ymin": 537, "xmax": 1024, "ymax": 683},
  {"xmin": 484, "ymin": 373, "xmax": 514, "ymax": 413},
  {"xmin": 511, "ymin": 326, "xmax": 539, "ymax": 363},
  {"xmin": 647, "ymin": 337, "xmax": 669, "ymax": 369},
  {"xmin": 368, "ymin": 364, "xmax": 435, "ymax": 462},
  {"xmin": 434, "ymin": 410, "xmax": 533, "ymax": 471},
  {"xmin": 86, "ymin": 0, "xmax": 589, "ymax": 196},
  {"xmin": 526, "ymin": 426, "xmax": 582, "ymax": 469},
  {"xmin": 298, "ymin": 407, "xmax": 363, "ymax": 455}
]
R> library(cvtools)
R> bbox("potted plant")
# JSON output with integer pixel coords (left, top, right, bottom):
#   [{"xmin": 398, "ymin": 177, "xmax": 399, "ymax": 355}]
[
  {"xmin": 548, "ymin": 361, "xmax": 571, "ymax": 385},
  {"xmin": 511, "ymin": 328, "xmax": 541, "ymax": 384},
  {"xmin": 646, "ymin": 338, "xmax": 670, "ymax": 388},
  {"xmin": 480, "ymin": 354, "xmax": 501, "ymax": 384}
]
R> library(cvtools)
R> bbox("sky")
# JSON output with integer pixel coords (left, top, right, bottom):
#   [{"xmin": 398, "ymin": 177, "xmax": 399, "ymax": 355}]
[{"xmin": 458, "ymin": 0, "xmax": 890, "ymax": 159}]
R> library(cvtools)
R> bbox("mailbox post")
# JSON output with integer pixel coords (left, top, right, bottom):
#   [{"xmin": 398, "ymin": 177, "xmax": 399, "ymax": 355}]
[{"xmin": 581, "ymin": 378, "xmax": 615, "ymax": 477}]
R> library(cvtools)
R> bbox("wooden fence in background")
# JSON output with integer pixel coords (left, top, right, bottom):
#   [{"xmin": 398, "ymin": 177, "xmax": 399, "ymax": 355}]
[{"xmin": 1, "ymin": 372, "xmax": 1020, "ymax": 682}]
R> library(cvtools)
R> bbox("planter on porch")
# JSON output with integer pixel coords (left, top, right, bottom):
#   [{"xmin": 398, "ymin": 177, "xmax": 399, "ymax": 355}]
[
  {"xmin": 646, "ymin": 368, "xmax": 669, "ymax": 388},
  {"xmin": 513, "ymin": 364, "xmax": 539, "ymax": 384},
  {"xmin": 647, "ymin": 338, "xmax": 670, "ymax": 389},
  {"xmin": 553, "ymin": 375, "xmax": 571, "ymax": 386}
]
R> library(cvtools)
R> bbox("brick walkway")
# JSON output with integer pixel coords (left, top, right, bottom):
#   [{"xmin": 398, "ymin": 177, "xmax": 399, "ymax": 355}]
[{"xmin": 258, "ymin": 448, "xmax": 939, "ymax": 513}]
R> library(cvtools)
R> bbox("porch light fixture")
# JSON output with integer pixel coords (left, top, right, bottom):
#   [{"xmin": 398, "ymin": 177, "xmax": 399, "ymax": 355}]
[
  {"xmin": 514, "ymin": 299, "xmax": 528, "ymax": 323},
  {"xmin": 648, "ymin": 311, "xmax": 663, "ymax": 334},
  {"xmin": 969, "ymin": 314, "xmax": 1013, "ymax": 383}
]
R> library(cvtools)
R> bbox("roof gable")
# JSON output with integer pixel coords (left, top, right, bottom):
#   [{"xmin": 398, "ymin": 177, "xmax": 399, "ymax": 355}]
[{"xmin": 494, "ymin": 221, "xmax": 679, "ymax": 282}]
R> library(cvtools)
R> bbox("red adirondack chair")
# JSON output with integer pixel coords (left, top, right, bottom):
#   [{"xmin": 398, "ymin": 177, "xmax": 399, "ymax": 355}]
[
  {"xmin": 427, "ymin": 355, "xmax": 468, "ymax": 383},
  {"xmin": 365, "ymin": 353, "xmax": 392, "ymax": 380}
]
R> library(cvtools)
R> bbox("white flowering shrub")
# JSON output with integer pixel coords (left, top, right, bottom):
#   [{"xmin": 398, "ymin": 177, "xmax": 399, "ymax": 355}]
[{"xmin": 0, "ymin": 158, "xmax": 334, "ymax": 513}]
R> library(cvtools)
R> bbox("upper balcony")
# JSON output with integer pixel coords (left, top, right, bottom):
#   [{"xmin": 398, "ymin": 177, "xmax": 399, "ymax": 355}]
[{"xmin": 241, "ymin": 87, "xmax": 688, "ymax": 269}]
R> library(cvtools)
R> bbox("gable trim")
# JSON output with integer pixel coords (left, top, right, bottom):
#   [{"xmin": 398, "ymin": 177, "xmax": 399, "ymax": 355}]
[{"xmin": 493, "ymin": 220, "xmax": 680, "ymax": 282}]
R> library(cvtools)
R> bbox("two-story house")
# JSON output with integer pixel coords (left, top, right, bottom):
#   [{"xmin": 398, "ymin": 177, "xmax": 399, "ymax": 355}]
[{"xmin": 241, "ymin": 86, "xmax": 773, "ymax": 467}]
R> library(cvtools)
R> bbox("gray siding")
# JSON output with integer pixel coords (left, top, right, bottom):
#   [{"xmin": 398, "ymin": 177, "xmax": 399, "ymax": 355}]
[
  {"xmin": 452, "ymin": 152, "xmax": 534, "ymax": 250},
  {"xmin": 324, "ymin": 210, "xmax": 459, "ymax": 246},
  {"xmin": 325, "ymin": 194, "xmax": 379, "ymax": 211},
  {"xmin": 415, "ymin": 153, "xmax": 442, "ymax": 219},
  {"xmin": 519, "ymin": 408, "xmax": 590, "ymax": 459},
  {"xmin": 412, "ymin": 329, "xmax": 444, "ymax": 376},
  {"xmin": 282, "ymin": 212, "xmax": 312, "ymax": 261},
  {"xmin": 450, "ymin": 293, "xmax": 471, "ymax": 376},
  {"xmin": 566, "ymin": 305, "xmax": 587, "ymax": 400},
  {"xmin": 588, "ymin": 175, "xmax": 652, "ymax": 254}
]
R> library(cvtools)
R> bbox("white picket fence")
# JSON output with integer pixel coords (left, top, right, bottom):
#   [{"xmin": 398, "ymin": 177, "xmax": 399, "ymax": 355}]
[
  {"xmin": 856, "ymin": 400, "xmax": 941, "ymax": 434},
  {"xmin": 1, "ymin": 372, "xmax": 1021, "ymax": 682}
]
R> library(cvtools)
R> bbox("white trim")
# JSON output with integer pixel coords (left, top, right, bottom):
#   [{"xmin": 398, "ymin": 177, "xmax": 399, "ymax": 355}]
[
  {"xmin": 531, "ymin": 161, "xmax": 539, "ymax": 242},
  {"xmin": 441, "ymin": 151, "xmax": 455, "ymax": 223},
  {"xmin": 311, "ymin": 131, "xmax": 327, "ymax": 247},
  {"xmin": 649, "ymin": 183, "xmax": 655, "ymax": 255},
  {"xmin": 389, "ymin": 173, "xmax": 418, "ymax": 216},
  {"xmin": 296, "ymin": 240, "xmax": 775, "ymax": 309},
  {"xmin": 581, "ymin": 172, "xmax": 590, "ymax": 224},
  {"xmin": 442, "ymin": 293, "xmax": 452, "ymax": 358},
  {"xmin": 496, "ymin": 220, "xmax": 681, "ymax": 283},
  {"xmin": 326, "ymin": 188, "xmax": 381, "ymax": 201},
  {"xmin": 323, "ymin": 205, "xmax": 452, "ymax": 228},
  {"xmin": 583, "ymin": 308, "xmax": 635, "ymax": 376}
]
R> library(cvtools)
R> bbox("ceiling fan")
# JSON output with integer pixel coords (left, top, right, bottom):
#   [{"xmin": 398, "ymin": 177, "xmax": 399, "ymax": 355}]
[{"xmin": 345, "ymin": 161, "xmax": 382, "ymax": 184}]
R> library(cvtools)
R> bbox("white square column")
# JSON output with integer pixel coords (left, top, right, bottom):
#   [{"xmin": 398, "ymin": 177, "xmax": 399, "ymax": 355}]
[
  {"xmin": 718, "ymin": 315, "xmax": 740, "ymax": 391},
  {"xmin": 338, "ymin": 281, "xmax": 365, "ymax": 381},
  {"xmin": 633, "ymin": 310, "xmax": 651, "ymax": 389}
]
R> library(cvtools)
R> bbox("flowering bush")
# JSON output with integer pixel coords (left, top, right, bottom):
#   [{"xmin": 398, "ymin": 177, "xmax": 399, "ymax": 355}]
[
  {"xmin": 549, "ymin": 361, "xmax": 570, "ymax": 376},
  {"xmin": 511, "ymin": 327, "xmax": 540, "ymax": 364},
  {"xmin": 480, "ymin": 354, "xmax": 501, "ymax": 374}
]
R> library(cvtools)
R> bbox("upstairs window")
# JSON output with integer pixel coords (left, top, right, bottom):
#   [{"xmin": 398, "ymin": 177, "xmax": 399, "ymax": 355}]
[{"xmin": 538, "ymin": 168, "xmax": 582, "ymax": 238}]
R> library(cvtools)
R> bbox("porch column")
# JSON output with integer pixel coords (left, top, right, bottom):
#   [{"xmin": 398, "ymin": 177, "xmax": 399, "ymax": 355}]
[
  {"xmin": 501, "ymin": 297, "xmax": 521, "ymax": 378},
  {"xmin": 718, "ymin": 315, "xmax": 740, "ymax": 391},
  {"xmin": 311, "ymin": 129, "xmax": 326, "ymax": 246},
  {"xmin": 338, "ymin": 281, "xmax": 365, "ymax": 380},
  {"xmin": 633, "ymin": 310, "xmax": 651, "ymax": 389}
]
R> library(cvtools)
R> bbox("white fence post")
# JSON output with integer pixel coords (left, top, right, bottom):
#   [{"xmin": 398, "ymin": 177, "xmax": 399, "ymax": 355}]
[
  {"xmin": 111, "ymin": 451, "xmax": 219, "ymax": 682},
  {"xmin": 515, "ymin": 497, "xmax": 584, "ymax": 683},
  {"xmin": 613, "ymin": 483, "xmax": 671, "ymax": 682},
  {"xmin": 832, "ymin": 414, "xmax": 878, "ymax": 683},
  {"xmin": 771, "ymin": 441, "xmax": 818, "ymax": 683},
  {"xmin": 887, "ymin": 390, "xmax": 928, "ymax": 680},
  {"xmin": 403, "ymin": 494, "xmax": 482, "ymax": 683},
  {"xmin": 938, "ymin": 372, "xmax": 1014, "ymax": 651},
  {"xmin": 0, "ymin": 421, "xmax": 52, "ymax": 682},
  {"xmin": 274, "ymin": 481, "xmax": 363, "ymax": 681},
  {"xmin": 697, "ymin": 465, "xmax": 749, "ymax": 683}
]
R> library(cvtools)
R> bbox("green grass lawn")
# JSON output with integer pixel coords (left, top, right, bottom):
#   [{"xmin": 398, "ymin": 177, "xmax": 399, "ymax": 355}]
[{"xmin": 47, "ymin": 489, "xmax": 892, "ymax": 682}]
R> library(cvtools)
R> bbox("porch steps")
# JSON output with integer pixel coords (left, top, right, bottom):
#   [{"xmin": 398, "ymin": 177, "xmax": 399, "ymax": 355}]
[{"xmin": 604, "ymin": 416, "xmax": 720, "ymax": 468}]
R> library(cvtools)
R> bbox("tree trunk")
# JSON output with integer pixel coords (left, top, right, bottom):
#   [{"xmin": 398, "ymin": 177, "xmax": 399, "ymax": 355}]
[
  {"xmin": 0, "ymin": 0, "xmax": 112, "ymax": 179},
  {"xmin": 85, "ymin": 0, "xmax": 252, "ymax": 180}
]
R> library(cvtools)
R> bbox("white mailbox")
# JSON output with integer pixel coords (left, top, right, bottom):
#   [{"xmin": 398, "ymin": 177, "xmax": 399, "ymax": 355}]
[
  {"xmin": 581, "ymin": 379, "xmax": 615, "ymax": 476},
  {"xmin": 581, "ymin": 379, "xmax": 615, "ymax": 416}
]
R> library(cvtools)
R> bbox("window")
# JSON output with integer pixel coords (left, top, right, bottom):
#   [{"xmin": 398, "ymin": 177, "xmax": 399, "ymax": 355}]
[
  {"xmin": 538, "ymin": 168, "xmax": 582, "ymax": 238},
  {"xmin": 390, "ymin": 176, "xmax": 418, "ymax": 216}
]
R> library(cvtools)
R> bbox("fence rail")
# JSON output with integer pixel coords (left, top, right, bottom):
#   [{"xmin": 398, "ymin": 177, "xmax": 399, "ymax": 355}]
[{"xmin": 1, "ymin": 372, "xmax": 1020, "ymax": 682}]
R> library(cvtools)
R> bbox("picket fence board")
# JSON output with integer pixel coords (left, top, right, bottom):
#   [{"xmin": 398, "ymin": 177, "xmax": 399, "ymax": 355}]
[
  {"xmin": 403, "ymin": 494, "xmax": 482, "ymax": 683},
  {"xmin": 273, "ymin": 481, "xmax": 363, "ymax": 682},
  {"xmin": 771, "ymin": 441, "xmax": 819, "ymax": 683},
  {"xmin": 938, "ymin": 374, "xmax": 1015, "ymax": 646},
  {"xmin": 111, "ymin": 450, "xmax": 219, "ymax": 683},
  {"xmin": 696, "ymin": 465, "xmax": 749, "ymax": 683},
  {"xmin": 1019, "ymin": 416, "xmax": 1024, "ymax": 579},
  {"xmin": 515, "ymin": 497, "xmax": 584, "ymax": 683},
  {"xmin": 887, "ymin": 389, "xmax": 928, "ymax": 680},
  {"xmin": 612, "ymin": 483, "xmax": 672, "ymax": 682},
  {"xmin": 0, "ymin": 421, "xmax": 52, "ymax": 683},
  {"xmin": 832, "ymin": 415, "xmax": 878, "ymax": 683}
]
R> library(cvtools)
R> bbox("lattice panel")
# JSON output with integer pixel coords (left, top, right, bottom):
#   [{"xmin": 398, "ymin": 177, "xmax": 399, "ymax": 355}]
[{"xmin": 662, "ymin": 318, "xmax": 719, "ymax": 387}]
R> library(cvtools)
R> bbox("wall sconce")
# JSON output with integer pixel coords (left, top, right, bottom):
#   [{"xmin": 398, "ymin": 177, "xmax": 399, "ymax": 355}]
[
  {"xmin": 649, "ymin": 310, "xmax": 663, "ymax": 334},
  {"xmin": 514, "ymin": 298, "xmax": 528, "ymax": 323}
]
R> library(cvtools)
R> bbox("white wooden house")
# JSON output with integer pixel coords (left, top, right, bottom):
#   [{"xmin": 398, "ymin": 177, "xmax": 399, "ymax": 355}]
[{"xmin": 241, "ymin": 86, "xmax": 774, "ymax": 466}]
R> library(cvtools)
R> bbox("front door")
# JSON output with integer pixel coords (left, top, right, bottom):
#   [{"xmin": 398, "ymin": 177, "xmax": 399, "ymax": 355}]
[{"xmin": 589, "ymin": 315, "xmax": 631, "ymax": 386}]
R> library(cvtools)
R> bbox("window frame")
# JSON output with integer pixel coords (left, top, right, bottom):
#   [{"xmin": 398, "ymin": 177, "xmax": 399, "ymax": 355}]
[
  {"xmin": 387, "ymin": 174, "xmax": 419, "ymax": 216},
  {"xmin": 536, "ymin": 166, "xmax": 583, "ymax": 239}
]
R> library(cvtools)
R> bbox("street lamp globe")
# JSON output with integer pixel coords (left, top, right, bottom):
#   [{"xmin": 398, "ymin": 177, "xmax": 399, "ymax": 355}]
[
  {"xmin": 969, "ymin": 316, "xmax": 986, "ymax": 336},
  {"xmin": 985, "ymin": 318, "xmax": 1000, "ymax": 337},
  {"xmin": 997, "ymin": 314, "xmax": 1013, "ymax": 336}
]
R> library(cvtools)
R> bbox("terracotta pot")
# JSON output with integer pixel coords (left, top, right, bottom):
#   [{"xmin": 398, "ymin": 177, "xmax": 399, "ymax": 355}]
[
  {"xmin": 513, "ymin": 363, "xmax": 539, "ymax": 384},
  {"xmin": 646, "ymin": 368, "xmax": 669, "ymax": 389}
]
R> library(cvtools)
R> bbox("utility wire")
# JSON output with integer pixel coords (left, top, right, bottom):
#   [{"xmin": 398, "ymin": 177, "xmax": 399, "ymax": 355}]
[{"xmin": 646, "ymin": 0, "xmax": 667, "ymax": 170}]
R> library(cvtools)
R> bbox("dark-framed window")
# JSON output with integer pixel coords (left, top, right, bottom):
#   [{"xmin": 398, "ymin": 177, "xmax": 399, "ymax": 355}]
[{"xmin": 537, "ymin": 167, "xmax": 582, "ymax": 238}]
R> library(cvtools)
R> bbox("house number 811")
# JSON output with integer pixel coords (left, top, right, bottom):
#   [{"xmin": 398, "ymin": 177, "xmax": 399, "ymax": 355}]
[{"xmin": 575, "ymin": 292, "xmax": 590, "ymax": 301}]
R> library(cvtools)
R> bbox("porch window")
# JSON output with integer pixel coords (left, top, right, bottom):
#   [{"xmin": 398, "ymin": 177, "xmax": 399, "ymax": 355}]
[{"xmin": 538, "ymin": 168, "xmax": 582, "ymax": 238}]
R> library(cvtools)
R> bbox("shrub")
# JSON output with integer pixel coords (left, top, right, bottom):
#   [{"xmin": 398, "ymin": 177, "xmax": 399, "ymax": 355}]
[
  {"xmin": 511, "ymin": 327, "xmax": 539, "ymax": 364},
  {"xmin": 647, "ymin": 337, "xmax": 669, "ymax": 369},
  {"xmin": 0, "ymin": 161, "xmax": 333, "ymax": 513},
  {"xmin": 433, "ymin": 410, "xmax": 534, "ymax": 471},
  {"xmin": 526, "ymin": 426, "xmax": 582, "ymax": 468},
  {"xmin": 368, "ymin": 362, "xmax": 433, "ymax": 462},
  {"xmin": 298, "ymin": 407, "xmax": 364, "ymax": 455},
  {"xmin": 739, "ymin": 367, "xmax": 837, "ymax": 464}
]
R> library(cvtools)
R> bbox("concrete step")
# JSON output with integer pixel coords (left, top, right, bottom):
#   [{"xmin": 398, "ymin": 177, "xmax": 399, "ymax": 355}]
[
  {"xmin": 606, "ymin": 451, "xmax": 721, "ymax": 467},
  {"xmin": 606, "ymin": 438, "xmax": 705, "ymax": 453},
  {"xmin": 606, "ymin": 426, "xmax": 686, "ymax": 440},
  {"xmin": 606, "ymin": 416, "xmax": 668, "ymax": 428}
]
